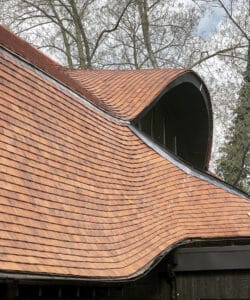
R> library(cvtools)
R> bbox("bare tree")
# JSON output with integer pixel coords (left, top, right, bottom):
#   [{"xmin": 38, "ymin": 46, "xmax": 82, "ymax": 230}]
[
  {"xmin": 187, "ymin": 0, "xmax": 249, "ymax": 191},
  {"xmin": 1, "ymin": 0, "xmax": 133, "ymax": 68},
  {"xmin": 99, "ymin": 0, "xmax": 203, "ymax": 69}
]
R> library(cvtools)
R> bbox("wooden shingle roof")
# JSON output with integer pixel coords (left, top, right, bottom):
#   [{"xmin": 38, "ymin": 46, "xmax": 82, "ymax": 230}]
[{"xmin": 0, "ymin": 24, "xmax": 250, "ymax": 280}]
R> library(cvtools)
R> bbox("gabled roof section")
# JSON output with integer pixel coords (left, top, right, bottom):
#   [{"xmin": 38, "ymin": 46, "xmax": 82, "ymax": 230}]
[{"xmin": 66, "ymin": 68, "xmax": 187, "ymax": 120}]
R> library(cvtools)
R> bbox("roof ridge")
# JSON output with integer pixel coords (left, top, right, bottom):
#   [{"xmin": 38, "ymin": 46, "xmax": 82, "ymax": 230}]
[
  {"xmin": 67, "ymin": 68, "xmax": 181, "ymax": 72},
  {"xmin": 0, "ymin": 25, "xmax": 189, "ymax": 121},
  {"xmin": 66, "ymin": 67, "xmax": 188, "ymax": 120},
  {"xmin": 0, "ymin": 24, "xmax": 115, "ymax": 115}
]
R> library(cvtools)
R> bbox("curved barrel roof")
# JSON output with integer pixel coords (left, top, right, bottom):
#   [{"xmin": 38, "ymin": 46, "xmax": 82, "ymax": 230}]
[
  {"xmin": 66, "ymin": 68, "xmax": 187, "ymax": 120},
  {"xmin": 0, "ymin": 24, "xmax": 250, "ymax": 280}
]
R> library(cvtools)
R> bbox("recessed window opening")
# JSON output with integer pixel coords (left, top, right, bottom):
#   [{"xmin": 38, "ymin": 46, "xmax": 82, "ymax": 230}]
[{"xmin": 135, "ymin": 82, "xmax": 210, "ymax": 170}]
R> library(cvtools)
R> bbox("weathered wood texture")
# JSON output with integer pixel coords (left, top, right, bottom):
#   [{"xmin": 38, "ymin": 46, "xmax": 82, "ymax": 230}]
[{"xmin": 176, "ymin": 270, "xmax": 250, "ymax": 300}]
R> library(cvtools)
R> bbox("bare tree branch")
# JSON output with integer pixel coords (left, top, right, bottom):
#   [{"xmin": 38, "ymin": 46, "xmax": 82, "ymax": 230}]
[
  {"xmin": 15, "ymin": 21, "xmax": 54, "ymax": 35},
  {"xmin": 218, "ymin": 54, "xmax": 248, "ymax": 61},
  {"xmin": 190, "ymin": 44, "xmax": 248, "ymax": 68},
  {"xmin": 21, "ymin": 0, "xmax": 75, "ymax": 40},
  {"xmin": 48, "ymin": 0, "xmax": 73, "ymax": 66},
  {"xmin": 148, "ymin": 0, "xmax": 162, "ymax": 10},
  {"xmin": 217, "ymin": 0, "xmax": 249, "ymax": 41},
  {"xmin": 67, "ymin": 0, "xmax": 90, "ymax": 68},
  {"xmin": 136, "ymin": 0, "xmax": 158, "ymax": 68},
  {"xmin": 90, "ymin": 0, "xmax": 134, "ymax": 60}
]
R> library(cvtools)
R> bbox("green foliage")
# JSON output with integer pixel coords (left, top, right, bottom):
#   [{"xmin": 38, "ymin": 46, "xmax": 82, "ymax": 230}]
[{"xmin": 216, "ymin": 44, "xmax": 250, "ymax": 195}]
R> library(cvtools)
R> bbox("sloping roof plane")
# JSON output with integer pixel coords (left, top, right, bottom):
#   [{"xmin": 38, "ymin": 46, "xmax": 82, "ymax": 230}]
[{"xmin": 0, "ymin": 24, "xmax": 250, "ymax": 281}]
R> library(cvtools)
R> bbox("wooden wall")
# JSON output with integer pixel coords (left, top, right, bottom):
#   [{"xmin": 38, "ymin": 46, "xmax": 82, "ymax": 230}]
[{"xmin": 175, "ymin": 270, "xmax": 250, "ymax": 300}]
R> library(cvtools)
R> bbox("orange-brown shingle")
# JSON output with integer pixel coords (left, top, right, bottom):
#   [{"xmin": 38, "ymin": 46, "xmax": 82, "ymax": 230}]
[
  {"xmin": 66, "ymin": 68, "xmax": 187, "ymax": 120},
  {"xmin": 0, "ymin": 24, "xmax": 250, "ymax": 281}
]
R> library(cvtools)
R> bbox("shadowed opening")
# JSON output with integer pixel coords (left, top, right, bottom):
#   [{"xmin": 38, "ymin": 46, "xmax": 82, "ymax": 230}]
[{"xmin": 134, "ymin": 80, "xmax": 211, "ymax": 170}]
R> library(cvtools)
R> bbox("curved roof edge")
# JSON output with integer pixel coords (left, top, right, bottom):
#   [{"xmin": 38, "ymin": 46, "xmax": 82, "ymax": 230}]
[
  {"xmin": 1, "ymin": 236, "xmax": 250, "ymax": 283},
  {"xmin": 131, "ymin": 71, "xmax": 213, "ymax": 169},
  {"xmin": 66, "ymin": 68, "xmax": 188, "ymax": 120},
  {"xmin": 132, "ymin": 71, "xmax": 212, "ymax": 124},
  {"xmin": 129, "ymin": 124, "xmax": 249, "ymax": 201}
]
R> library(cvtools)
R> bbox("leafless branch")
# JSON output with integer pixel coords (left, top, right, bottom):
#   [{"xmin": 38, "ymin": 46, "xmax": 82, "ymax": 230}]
[
  {"xmin": 15, "ymin": 21, "xmax": 54, "ymax": 35},
  {"xmin": 90, "ymin": 0, "xmax": 134, "ymax": 60},
  {"xmin": 148, "ymin": 0, "xmax": 162, "ymax": 10},
  {"xmin": 217, "ymin": 0, "xmax": 249, "ymax": 41},
  {"xmin": 190, "ymin": 44, "xmax": 248, "ymax": 68},
  {"xmin": 218, "ymin": 54, "xmax": 248, "ymax": 61}
]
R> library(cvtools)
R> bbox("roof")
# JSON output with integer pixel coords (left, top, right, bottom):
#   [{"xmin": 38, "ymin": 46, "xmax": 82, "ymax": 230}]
[
  {"xmin": 0, "ymin": 24, "xmax": 250, "ymax": 280},
  {"xmin": 66, "ymin": 68, "xmax": 187, "ymax": 120}
]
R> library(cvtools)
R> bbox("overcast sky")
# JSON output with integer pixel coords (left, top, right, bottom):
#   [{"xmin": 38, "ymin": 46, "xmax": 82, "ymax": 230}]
[{"xmin": 197, "ymin": 5, "xmax": 226, "ymax": 36}]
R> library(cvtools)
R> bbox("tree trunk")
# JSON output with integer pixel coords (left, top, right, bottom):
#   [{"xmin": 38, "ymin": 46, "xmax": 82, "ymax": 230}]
[{"xmin": 136, "ymin": 0, "xmax": 158, "ymax": 68}]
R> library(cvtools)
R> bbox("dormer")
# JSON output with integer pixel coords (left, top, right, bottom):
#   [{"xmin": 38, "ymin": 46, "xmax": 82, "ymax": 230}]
[{"xmin": 132, "ymin": 72, "xmax": 213, "ymax": 170}]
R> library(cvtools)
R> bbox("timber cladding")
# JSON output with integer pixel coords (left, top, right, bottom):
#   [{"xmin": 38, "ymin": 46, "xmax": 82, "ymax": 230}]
[{"xmin": 175, "ymin": 271, "xmax": 250, "ymax": 300}]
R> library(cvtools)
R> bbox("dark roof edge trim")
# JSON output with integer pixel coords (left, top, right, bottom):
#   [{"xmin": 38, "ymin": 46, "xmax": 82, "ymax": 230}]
[
  {"xmin": 132, "ymin": 70, "xmax": 212, "ymax": 124},
  {"xmin": 1, "ymin": 237, "xmax": 250, "ymax": 284},
  {"xmin": 129, "ymin": 124, "xmax": 249, "ymax": 201},
  {"xmin": 131, "ymin": 71, "xmax": 213, "ymax": 169}
]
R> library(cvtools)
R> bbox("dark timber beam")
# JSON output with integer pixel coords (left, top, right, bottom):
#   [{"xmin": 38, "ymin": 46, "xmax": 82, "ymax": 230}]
[{"xmin": 174, "ymin": 245, "xmax": 250, "ymax": 272}]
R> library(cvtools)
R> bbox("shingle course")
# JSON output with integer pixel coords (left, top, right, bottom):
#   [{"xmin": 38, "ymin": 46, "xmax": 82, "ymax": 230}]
[{"xmin": 66, "ymin": 69, "xmax": 187, "ymax": 120}]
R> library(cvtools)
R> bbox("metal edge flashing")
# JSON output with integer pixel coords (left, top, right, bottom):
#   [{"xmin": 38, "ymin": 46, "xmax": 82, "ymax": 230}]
[
  {"xmin": 0, "ymin": 239, "xmax": 210, "ymax": 284},
  {"xmin": 129, "ymin": 124, "xmax": 249, "ymax": 201},
  {"xmin": 1, "ymin": 237, "xmax": 250, "ymax": 285},
  {"xmin": 0, "ymin": 46, "xmax": 129, "ymax": 126}
]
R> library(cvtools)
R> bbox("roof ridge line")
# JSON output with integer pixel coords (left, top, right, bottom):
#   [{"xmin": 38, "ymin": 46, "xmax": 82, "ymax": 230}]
[
  {"xmin": 0, "ymin": 25, "xmax": 129, "ymax": 125},
  {"xmin": 0, "ymin": 46, "xmax": 129, "ymax": 126}
]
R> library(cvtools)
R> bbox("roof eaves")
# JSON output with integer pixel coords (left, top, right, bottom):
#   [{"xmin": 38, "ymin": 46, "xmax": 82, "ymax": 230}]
[
  {"xmin": 1, "ymin": 236, "xmax": 250, "ymax": 283},
  {"xmin": 129, "ymin": 124, "xmax": 250, "ymax": 201},
  {"xmin": 0, "ymin": 238, "xmax": 192, "ymax": 283}
]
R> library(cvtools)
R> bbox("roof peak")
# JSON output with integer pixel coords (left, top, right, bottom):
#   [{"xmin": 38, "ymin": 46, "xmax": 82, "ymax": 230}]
[
  {"xmin": 67, "ymin": 68, "xmax": 182, "ymax": 72},
  {"xmin": 0, "ymin": 24, "xmax": 103, "ymax": 109}
]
